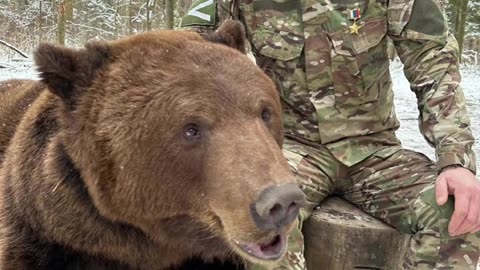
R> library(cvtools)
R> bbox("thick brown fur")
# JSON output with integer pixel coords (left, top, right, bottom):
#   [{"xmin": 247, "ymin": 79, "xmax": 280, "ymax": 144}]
[
  {"xmin": 0, "ymin": 80, "xmax": 44, "ymax": 161},
  {"xmin": 0, "ymin": 21, "xmax": 296, "ymax": 269}
]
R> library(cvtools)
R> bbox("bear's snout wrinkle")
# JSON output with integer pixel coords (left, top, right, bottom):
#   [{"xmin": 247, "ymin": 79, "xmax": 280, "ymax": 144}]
[{"xmin": 250, "ymin": 183, "xmax": 306, "ymax": 231}]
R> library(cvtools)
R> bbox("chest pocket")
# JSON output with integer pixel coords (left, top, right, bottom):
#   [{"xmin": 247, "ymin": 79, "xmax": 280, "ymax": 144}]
[
  {"xmin": 240, "ymin": 0, "xmax": 306, "ymax": 101},
  {"xmin": 320, "ymin": 0, "xmax": 389, "ymax": 108},
  {"xmin": 241, "ymin": 0, "xmax": 305, "ymax": 62}
]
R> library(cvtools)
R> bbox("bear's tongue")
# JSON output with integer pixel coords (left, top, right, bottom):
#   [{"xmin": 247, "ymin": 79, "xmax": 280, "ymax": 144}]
[{"xmin": 236, "ymin": 234, "xmax": 286, "ymax": 260}]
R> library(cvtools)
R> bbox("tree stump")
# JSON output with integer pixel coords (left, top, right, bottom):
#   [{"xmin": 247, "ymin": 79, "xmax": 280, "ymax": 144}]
[{"xmin": 303, "ymin": 197, "xmax": 410, "ymax": 270}]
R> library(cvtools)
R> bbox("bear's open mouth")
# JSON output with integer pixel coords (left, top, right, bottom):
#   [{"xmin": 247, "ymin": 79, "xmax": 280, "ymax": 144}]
[{"xmin": 233, "ymin": 233, "xmax": 286, "ymax": 260}]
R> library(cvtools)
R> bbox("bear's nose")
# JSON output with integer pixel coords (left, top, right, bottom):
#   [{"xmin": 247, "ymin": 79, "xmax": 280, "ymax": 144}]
[{"xmin": 250, "ymin": 183, "xmax": 306, "ymax": 230}]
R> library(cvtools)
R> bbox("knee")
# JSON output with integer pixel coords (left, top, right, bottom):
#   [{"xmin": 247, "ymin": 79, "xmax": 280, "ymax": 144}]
[{"xmin": 412, "ymin": 186, "xmax": 453, "ymax": 236}]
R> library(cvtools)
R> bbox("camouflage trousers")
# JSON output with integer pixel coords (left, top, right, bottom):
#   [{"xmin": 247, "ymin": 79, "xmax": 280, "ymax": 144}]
[{"xmin": 247, "ymin": 138, "xmax": 480, "ymax": 270}]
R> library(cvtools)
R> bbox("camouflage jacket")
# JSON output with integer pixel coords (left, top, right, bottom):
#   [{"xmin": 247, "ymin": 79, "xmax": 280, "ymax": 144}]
[{"xmin": 180, "ymin": 0, "xmax": 476, "ymax": 173}]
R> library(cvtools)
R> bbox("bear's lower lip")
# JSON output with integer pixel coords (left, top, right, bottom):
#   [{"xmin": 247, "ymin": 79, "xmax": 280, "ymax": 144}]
[{"xmin": 233, "ymin": 233, "xmax": 286, "ymax": 261}]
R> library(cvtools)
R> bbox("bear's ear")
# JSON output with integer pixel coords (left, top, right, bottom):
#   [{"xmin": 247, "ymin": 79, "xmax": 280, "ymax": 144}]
[
  {"xmin": 34, "ymin": 41, "xmax": 112, "ymax": 102},
  {"xmin": 205, "ymin": 20, "xmax": 247, "ymax": 54}
]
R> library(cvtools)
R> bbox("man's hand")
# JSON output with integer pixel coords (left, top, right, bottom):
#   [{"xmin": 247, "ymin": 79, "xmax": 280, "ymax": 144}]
[{"xmin": 436, "ymin": 167, "xmax": 480, "ymax": 236}]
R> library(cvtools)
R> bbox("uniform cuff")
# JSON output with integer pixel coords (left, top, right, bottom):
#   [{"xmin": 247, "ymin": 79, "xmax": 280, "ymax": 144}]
[{"xmin": 436, "ymin": 145, "xmax": 477, "ymax": 175}]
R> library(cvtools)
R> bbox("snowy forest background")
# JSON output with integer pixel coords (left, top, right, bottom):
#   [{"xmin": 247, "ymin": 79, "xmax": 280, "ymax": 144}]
[
  {"xmin": 0, "ymin": 0, "xmax": 188, "ymax": 54},
  {"xmin": 0, "ymin": 0, "xmax": 479, "ymax": 58}
]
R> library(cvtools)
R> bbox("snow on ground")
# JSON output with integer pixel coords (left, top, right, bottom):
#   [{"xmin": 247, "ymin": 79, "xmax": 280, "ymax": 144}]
[
  {"xmin": 0, "ymin": 58, "xmax": 38, "ymax": 81},
  {"xmin": 391, "ymin": 60, "xmax": 480, "ymax": 171}
]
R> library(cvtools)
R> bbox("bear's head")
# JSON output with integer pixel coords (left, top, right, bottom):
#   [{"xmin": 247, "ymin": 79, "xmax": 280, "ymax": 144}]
[{"xmin": 34, "ymin": 21, "xmax": 305, "ymax": 265}]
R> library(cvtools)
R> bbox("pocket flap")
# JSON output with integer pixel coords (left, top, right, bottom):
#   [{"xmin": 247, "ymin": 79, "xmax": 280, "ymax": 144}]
[
  {"xmin": 329, "ymin": 18, "xmax": 387, "ymax": 55},
  {"xmin": 252, "ymin": 28, "xmax": 304, "ymax": 61}
]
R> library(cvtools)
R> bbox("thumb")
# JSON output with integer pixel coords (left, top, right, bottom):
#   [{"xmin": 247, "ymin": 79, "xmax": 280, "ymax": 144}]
[{"xmin": 435, "ymin": 175, "xmax": 449, "ymax": 206}]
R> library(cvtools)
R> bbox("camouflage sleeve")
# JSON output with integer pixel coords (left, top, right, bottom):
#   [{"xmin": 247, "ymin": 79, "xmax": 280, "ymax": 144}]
[{"xmin": 388, "ymin": 0, "xmax": 477, "ymax": 174}]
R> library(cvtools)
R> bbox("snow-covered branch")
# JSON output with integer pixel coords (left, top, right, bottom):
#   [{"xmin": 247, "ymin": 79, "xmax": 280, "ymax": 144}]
[{"xmin": 0, "ymin": 39, "xmax": 29, "ymax": 58}]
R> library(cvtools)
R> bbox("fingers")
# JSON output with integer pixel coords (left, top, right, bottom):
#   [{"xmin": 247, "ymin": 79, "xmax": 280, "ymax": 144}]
[
  {"xmin": 458, "ymin": 194, "xmax": 480, "ymax": 235},
  {"xmin": 469, "ymin": 225, "xmax": 480, "ymax": 234},
  {"xmin": 468, "ymin": 194, "xmax": 480, "ymax": 234},
  {"xmin": 435, "ymin": 176, "xmax": 449, "ymax": 206},
  {"xmin": 448, "ymin": 191, "xmax": 471, "ymax": 236},
  {"xmin": 437, "ymin": 169, "xmax": 480, "ymax": 237},
  {"xmin": 469, "ymin": 188, "xmax": 480, "ymax": 233},
  {"xmin": 469, "ymin": 205, "xmax": 480, "ymax": 234}
]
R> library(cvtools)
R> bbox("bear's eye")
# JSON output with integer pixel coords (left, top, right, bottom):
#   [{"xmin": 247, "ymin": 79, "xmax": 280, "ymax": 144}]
[
  {"xmin": 261, "ymin": 108, "xmax": 271, "ymax": 122},
  {"xmin": 184, "ymin": 124, "xmax": 201, "ymax": 141}
]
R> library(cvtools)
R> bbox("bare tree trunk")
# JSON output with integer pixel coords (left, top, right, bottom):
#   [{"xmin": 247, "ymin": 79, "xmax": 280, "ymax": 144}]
[
  {"xmin": 52, "ymin": 0, "xmax": 57, "ymax": 14},
  {"xmin": 454, "ymin": 9, "xmax": 461, "ymax": 34},
  {"xmin": 158, "ymin": 0, "xmax": 165, "ymax": 26},
  {"xmin": 51, "ymin": 0, "xmax": 57, "ymax": 30},
  {"xmin": 165, "ymin": 0, "xmax": 174, "ymax": 29},
  {"xmin": 38, "ymin": 1, "xmax": 43, "ymax": 43},
  {"xmin": 455, "ymin": 0, "xmax": 469, "ymax": 58},
  {"xmin": 57, "ymin": 0, "xmax": 66, "ymax": 44},
  {"xmin": 65, "ymin": 0, "xmax": 73, "ymax": 23},
  {"xmin": 127, "ymin": 0, "xmax": 133, "ymax": 34},
  {"xmin": 151, "ymin": 0, "xmax": 156, "ymax": 28},
  {"xmin": 144, "ymin": 0, "xmax": 157, "ymax": 31},
  {"xmin": 146, "ymin": 0, "xmax": 150, "ymax": 31},
  {"xmin": 114, "ymin": 0, "xmax": 120, "ymax": 39}
]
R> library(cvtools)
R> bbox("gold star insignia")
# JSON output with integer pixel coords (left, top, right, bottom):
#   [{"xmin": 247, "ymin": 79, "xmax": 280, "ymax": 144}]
[{"xmin": 349, "ymin": 21, "xmax": 363, "ymax": 35}]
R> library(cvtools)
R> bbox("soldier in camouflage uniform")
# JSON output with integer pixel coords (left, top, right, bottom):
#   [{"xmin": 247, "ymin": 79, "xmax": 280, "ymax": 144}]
[{"xmin": 181, "ymin": 0, "xmax": 480, "ymax": 269}]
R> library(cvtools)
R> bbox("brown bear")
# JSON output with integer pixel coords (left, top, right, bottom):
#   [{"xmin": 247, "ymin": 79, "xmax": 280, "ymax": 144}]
[{"xmin": 0, "ymin": 20, "xmax": 305, "ymax": 269}]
